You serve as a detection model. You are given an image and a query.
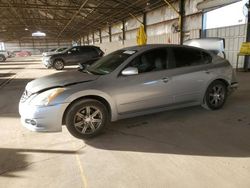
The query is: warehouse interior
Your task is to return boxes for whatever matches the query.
[0,0,250,187]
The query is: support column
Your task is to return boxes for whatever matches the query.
[244,0,250,70]
[179,0,185,44]
[99,29,102,44]
[87,34,89,45]
[109,26,112,42]
[122,20,126,44]
[143,12,147,34]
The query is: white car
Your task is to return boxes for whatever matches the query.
[0,50,8,62]
[42,47,68,57]
[19,39,238,139]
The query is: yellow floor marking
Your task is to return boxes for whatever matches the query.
[73,142,88,188]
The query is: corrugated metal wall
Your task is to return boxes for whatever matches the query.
[4,39,72,55]
[205,24,247,68]
[89,0,203,54]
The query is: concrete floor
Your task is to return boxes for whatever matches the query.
[0,56,250,188]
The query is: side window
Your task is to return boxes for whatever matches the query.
[171,47,209,68]
[202,51,212,64]
[81,47,99,57]
[69,47,80,54]
[129,49,167,74]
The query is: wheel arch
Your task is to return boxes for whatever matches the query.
[208,78,230,90]
[62,95,113,125]
[203,78,230,103]
[0,54,6,62]
[53,58,65,65]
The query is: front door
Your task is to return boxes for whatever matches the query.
[112,48,175,114]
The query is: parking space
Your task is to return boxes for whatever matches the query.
[0,56,250,187]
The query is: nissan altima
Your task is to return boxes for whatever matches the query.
[19,42,238,139]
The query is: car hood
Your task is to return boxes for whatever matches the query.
[44,51,64,57]
[26,71,99,94]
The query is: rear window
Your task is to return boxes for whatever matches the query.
[81,47,103,57]
[169,47,212,68]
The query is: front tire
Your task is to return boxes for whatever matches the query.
[0,55,6,62]
[65,99,109,139]
[203,80,227,110]
[54,59,64,70]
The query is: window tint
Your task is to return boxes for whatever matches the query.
[170,47,211,68]
[69,47,81,54]
[129,49,167,74]
[202,51,212,63]
[81,47,99,57]
[87,50,136,75]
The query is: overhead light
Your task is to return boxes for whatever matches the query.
[32,31,46,37]
[25,28,28,31]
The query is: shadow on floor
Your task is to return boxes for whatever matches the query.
[0,73,16,77]
[86,105,250,157]
[0,148,81,177]
[5,60,41,63]
[0,63,38,66]
[0,68,25,70]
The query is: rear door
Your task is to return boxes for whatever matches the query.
[168,47,214,104]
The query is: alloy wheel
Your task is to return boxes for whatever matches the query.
[54,60,64,70]
[208,84,225,108]
[73,106,103,135]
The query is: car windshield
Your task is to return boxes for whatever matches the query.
[56,48,68,52]
[50,48,57,52]
[86,50,136,75]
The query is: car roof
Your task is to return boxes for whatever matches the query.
[73,45,100,49]
[122,44,209,52]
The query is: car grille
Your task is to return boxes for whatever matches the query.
[20,90,32,103]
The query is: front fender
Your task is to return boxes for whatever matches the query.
[64,89,118,122]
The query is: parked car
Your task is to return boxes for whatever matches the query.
[19,42,238,139]
[42,47,68,57]
[7,51,15,58]
[42,46,104,70]
[15,51,32,57]
[0,50,8,62]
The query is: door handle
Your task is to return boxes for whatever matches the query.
[162,77,170,83]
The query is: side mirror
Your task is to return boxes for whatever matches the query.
[68,51,71,54]
[122,67,138,76]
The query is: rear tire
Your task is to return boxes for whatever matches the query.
[54,59,64,70]
[203,80,227,110]
[65,99,109,139]
[0,55,6,62]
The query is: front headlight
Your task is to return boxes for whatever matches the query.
[43,56,51,61]
[30,88,65,106]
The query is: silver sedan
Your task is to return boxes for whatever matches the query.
[19,42,238,139]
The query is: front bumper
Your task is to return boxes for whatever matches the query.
[42,58,52,68]
[19,102,69,132]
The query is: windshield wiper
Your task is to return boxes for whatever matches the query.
[86,68,106,75]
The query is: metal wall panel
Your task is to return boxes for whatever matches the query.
[4,39,72,55]
[89,0,204,54]
[126,16,143,31]
[205,24,247,68]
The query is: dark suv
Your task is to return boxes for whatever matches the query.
[42,46,104,70]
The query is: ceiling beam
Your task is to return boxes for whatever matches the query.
[57,0,89,38]
[0,3,127,10]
